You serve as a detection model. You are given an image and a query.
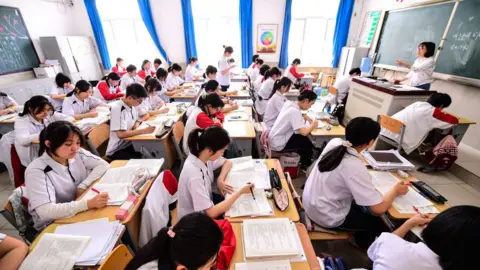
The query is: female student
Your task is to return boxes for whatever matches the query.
[166,63,185,89]
[249,58,264,83]
[155,68,183,103]
[14,96,74,167]
[182,93,225,154]
[62,80,105,120]
[25,121,110,231]
[120,64,144,92]
[394,42,436,90]
[126,212,223,270]
[153,58,162,71]
[368,206,479,270]
[217,46,236,92]
[303,117,409,250]
[187,80,238,118]
[178,126,254,219]
[203,65,217,83]
[112,57,127,76]
[0,232,28,270]
[0,92,17,116]
[269,90,318,167]
[256,67,282,115]
[283,58,305,82]
[185,57,202,81]
[264,77,292,129]
[138,60,156,80]
[246,54,259,76]
[49,73,73,112]
[253,64,270,91]
[138,77,170,117]
[97,72,124,101]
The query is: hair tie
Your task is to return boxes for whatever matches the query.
[342,140,353,148]
[167,228,175,238]
[201,92,207,99]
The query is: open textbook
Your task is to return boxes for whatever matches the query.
[125,159,164,177]
[235,260,291,270]
[228,157,271,189]
[0,113,17,122]
[225,189,273,218]
[99,166,139,184]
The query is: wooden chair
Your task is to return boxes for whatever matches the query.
[98,244,133,270]
[377,114,406,151]
[171,121,187,169]
[86,123,110,157]
[328,86,337,95]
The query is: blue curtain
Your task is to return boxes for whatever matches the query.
[137,0,170,64]
[180,0,198,62]
[332,0,354,68]
[239,0,253,68]
[279,0,292,68]
[84,0,111,69]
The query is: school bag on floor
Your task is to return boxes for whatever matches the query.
[425,135,458,170]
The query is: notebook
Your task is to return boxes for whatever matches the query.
[83,183,129,205]
[99,167,140,184]
[235,260,291,270]
[125,158,164,177]
[225,189,273,218]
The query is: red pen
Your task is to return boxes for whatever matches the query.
[91,188,100,194]
[412,206,427,218]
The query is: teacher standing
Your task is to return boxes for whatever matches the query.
[394,42,436,90]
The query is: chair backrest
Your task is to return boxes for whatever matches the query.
[10,144,26,188]
[1,201,17,229]
[377,114,405,134]
[87,123,110,152]
[98,244,133,270]
[171,121,186,166]
[93,87,107,103]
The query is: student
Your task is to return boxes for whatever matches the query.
[49,73,73,112]
[283,58,305,82]
[153,58,162,71]
[256,67,282,115]
[187,80,238,118]
[0,92,16,116]
[246,54,259,76]
[120,64,144,92]
[394,42,436,90]
[332,67,361,104]
[185,57,202,81]
[178,126,254,219]
[303,117,409,249]
[138,77,170,117]
[217,46,236,92]
[112,57,127,76]
[249,58,264,83]
[126,212,223,270]
[155,68,183,103]
[264,77,292,129]
[368,205,479,270]
[0,233,28,270]
[166,63,185,89]
[138,60,156,80]
[269,90,318,167]
[14,96,74,167]
[202,65,217,83]
[25,121,110,231]
[381,93,458,154]
[62,80,104,120]
[97,72,124,101]
[182,93,225,154]
[106,83,153,160]
[253,64,270,91]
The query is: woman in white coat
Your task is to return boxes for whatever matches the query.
[394,42,436,90]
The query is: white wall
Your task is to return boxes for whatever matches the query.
[253,0,286,64]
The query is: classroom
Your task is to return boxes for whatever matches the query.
[0,0,479,269]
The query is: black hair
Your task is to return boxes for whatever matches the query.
[421,206,479,270]
[125,212,223,270]
[292,58,301,65]
[168,63,182,73]
[188,126,231,157]
[427,93,452,108]
[144,77,161,94]
[297,90,317,101]
[0,92,7,97]
[116,57,123,67]
[204,80,220,93]
[269,77,292,99]
[126,64,137,73]
[256,59,264,66]
[38,121,85,156]
[154,58,162,66]
[19,95,53,117]
[102,72,121,82]
[141,59,151,71]
[203,65,218,79]
[318,117,380,172]
[259,64,271,77]
[197,93,225,116]
[252,54,259,63]
[223,45,233,54]
[55,73,72,88]
[189,57,198,64]
[125,83,148,99]
[419,42,436,58]
[264,67,281,80]
[156,68,168,80]
[66,80,91,97]
[349,67,361,76]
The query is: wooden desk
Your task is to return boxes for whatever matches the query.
[227,160,300,223]
[229,223,321,270]
[310,121,346,146]
[55,160,154,249]
[223,107,256,156]
[445,112,477,145]
[0,115,16,135]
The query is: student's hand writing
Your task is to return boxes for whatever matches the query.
[217,180,234,195]
[141,126,156,134]
[239,183,255,195]
[394,181,409,196]
[405,214,433,227]
[87,193,109,209]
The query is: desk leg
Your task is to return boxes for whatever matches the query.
[232,139,252,157]
[86,138,100,156]
[452,124,470,145]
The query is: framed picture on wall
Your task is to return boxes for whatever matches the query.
[256,24,278,53]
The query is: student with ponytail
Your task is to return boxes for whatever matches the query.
[264,77,292,129]
[187,80,239,118]
[126,212,223,270]
[138,60,156,80]
[303,117,409,250]
[185,57,202,81]
[137,77,170,117]
[62,80,106,120]
[202,65,217,83]
[217,46,236,92]
[154,68,183,103]
[112,57,127,76]
[247,54,259,76]
[249,58,264,83]
[49,73,73,111]
[256,67,282,115]
[166,63,185,89]
[178,127,254,219]
[153,58,162,71]
[97,72,124,101]
[253,64,270,91]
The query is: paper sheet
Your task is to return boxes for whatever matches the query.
[227,171,271,189]
[226,111,250,121]
[75,113,109,127]
[223,122,247,136]
[99,167,139,184]
[226,189,273,218]
[125,159,164,177]
[84,183,129,205]
[19,233,90,270]
[235,260,292,270]
[231,156,254,172]
[0,113,17,122]
[136,121,162,137]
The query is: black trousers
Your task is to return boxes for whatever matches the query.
[282,134,314,166]
[220,85,229,92]
[107,145,142,160]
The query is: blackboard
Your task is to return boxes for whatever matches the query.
[375,3,455,66]
[435,0,480,80]
[0,6,40,75]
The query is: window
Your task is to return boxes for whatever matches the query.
[191,0,241,69]
[288,0,339,67]
[97,0,162,69]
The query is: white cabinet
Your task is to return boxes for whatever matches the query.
[336,47,369,78]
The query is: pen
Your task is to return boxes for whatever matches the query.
[248,182,255,200]
[413,206,427,218]
[91,188,100,194]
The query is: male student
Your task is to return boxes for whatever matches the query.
[331,67,361,104]
[106,83,155,160]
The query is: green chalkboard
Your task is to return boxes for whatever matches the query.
[435,0,480,80]
[375,3,455,66]
[0,6,40,75]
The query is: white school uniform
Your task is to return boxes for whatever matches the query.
[120,73,142,92]
[183,107,202,154]
[177,153,225,219]
[264,91,287,130]
[61,95,103,116]
[106,100,139,157]
[156,80,170,103]
[255,77,276,115]
[269,101,306,151]
[185,65,200,81]
[368,232,441,270]
[49,87,70,111]
[303,138,383,228]
[253,75,264,91]
[137,94,164,116]
[166,73,184,89]
[250,67,260,83]
[0,94,16,110]
[25,149,110,230]
[14,112,74,167]
[217,56,231,86]
[333,75,351,104]
[407,57,435,87]
[283,65,296,82]
[246,63,255,77]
